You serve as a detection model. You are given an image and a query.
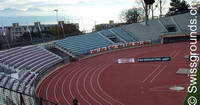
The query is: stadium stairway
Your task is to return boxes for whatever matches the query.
[110,27,137,42]
[98,29,126,43]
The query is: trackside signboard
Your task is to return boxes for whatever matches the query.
[137,57,171,62]
[118,58,135,63]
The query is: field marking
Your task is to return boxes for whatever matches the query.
[45,67,72,105]
[172,51,180,59]
[38,63,77,105]
[49,62,85,105]
[61,62,90,105]
[89,64,113,105]
[169,51,176,57]
[150,65,167,83]
[37,65,67,98]
[76,66,92,105]
[83,64,102,105]
[97,62,125,105]
[36,42,193,105]
[150,87,187,93]
[68,62,96,105]
[142,65,161,83]
[52,63,84,105]
[150,83,189,93]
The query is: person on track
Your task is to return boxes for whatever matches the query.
[72,98,78,105]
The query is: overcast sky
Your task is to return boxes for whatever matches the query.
[0,0,194,31]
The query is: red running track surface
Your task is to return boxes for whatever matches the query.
[37,42,200,105]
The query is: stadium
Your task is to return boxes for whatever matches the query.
[0,0,200,105]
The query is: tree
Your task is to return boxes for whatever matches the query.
[136,0,155,25]
[120,7,144,24]
[192,0,200,12]
[167,0,190,16]
[156,0,167,17]
[49,23,82,39]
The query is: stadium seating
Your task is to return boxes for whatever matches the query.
[110,27,137,42]
[0,45,63,105]
[173,13,200,32]
[159,16,176,27]
[0,45,63,74]
[0,74,36,105]
[99,28,137,42]
[122,19,166,42]
[121,13,200,42]
[0,12,197,105]
[55,32,113,56]
[99,30,116,37]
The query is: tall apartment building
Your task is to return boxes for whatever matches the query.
[0,21,79,41]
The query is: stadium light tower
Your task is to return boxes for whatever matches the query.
[54,9,59,23]
[143,0,155,25]
[144,0,155,5]
[54,9,60,38]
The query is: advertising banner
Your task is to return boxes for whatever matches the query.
[137,57,171,62]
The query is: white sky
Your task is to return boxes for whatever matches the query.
[0,0,194,31]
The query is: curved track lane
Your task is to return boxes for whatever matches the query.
[37,42,199,105]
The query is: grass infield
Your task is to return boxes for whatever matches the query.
[184,64,200,105]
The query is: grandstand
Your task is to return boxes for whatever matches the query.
[0,45,62,73]
[0,45,63,105]
[0,12,199,105]
[54,32,114,56]
[0,74,36,105]
[122,13,200,42]
[110,27,137,42]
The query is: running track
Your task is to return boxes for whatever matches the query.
[37,42,200,105]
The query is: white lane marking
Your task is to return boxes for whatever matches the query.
[62,62,90,105]
[172,51,180,59]
[169,51,176,57]
[90,64,113,105]
[83,65,102,105]
[150,65,167,83]
[75,65,94,105]
[38,64,73,104]
[97,62,125,105]
[40,43,167,105]
[46,64,81,105]
[53,63,84,105]
[142,65,161,83]
[46,68,70,105]
[38,66,65,98]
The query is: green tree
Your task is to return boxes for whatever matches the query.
[49,24,82,39]
[167,0,190,16]
[120,7,144,24]
[192,0,200,13]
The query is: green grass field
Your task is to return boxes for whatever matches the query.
[184,64,200,105]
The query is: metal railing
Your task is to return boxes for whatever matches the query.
[0,85,58,105]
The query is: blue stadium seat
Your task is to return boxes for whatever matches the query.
[110,27,137,42]
[0,46,63,75]
[55,32,113,55]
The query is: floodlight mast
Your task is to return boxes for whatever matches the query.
[54,9,60,39]
[144,0,155,5]
[143,0,155,25]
